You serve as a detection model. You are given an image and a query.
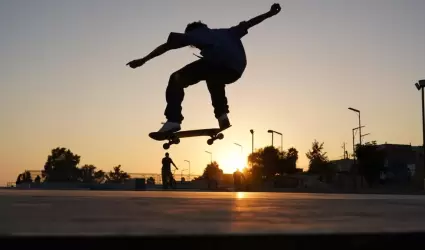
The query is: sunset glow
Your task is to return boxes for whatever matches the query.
[1,1,424,185]
[219,151,246,174]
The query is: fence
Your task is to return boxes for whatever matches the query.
[12,170,201,186]
[128,172,201,185]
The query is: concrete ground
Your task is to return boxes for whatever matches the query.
[1,190,425,235]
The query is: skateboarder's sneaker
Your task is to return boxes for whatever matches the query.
[157,121,181,133]
[218,114,231,130]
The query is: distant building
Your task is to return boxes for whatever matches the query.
[377,143,418,183]
[330,143,421,180]
[329,158,353,173]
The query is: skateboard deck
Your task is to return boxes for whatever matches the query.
[149,126,231,149]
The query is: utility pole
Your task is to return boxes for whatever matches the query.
[342,142,347,159]
[414,80,425,190]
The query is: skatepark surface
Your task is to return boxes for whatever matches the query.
[1,189,425,235]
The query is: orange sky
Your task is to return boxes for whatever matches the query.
[1,0,424,185]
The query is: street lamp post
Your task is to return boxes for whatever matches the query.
[349,107,362,145]
[414,80,425,188]
[268,130,283,151]
[250,129,254,154]
[184,160,191,181]
[352,126,365,160]
[205,151,212,163]
[234,142,243,170]
[234,143,243,154]
[268,130,274,147]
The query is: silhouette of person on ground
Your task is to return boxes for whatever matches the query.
[127,3,282,133]
[233,168,245,190]
[161,152,178,189]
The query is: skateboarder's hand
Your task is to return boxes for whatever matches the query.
[269,3,281,15]
[126,58,147,69]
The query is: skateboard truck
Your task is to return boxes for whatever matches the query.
[163,136,181,150]
[206,133,224,145]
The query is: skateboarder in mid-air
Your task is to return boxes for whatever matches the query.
[127,3,282,133]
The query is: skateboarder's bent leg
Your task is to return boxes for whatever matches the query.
[206,68,241,129]
[206,82,229,127]
[158,59,240,133]
[159,60,209,133]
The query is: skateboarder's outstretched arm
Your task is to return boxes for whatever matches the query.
[126,34,190,69]
[238,3,281,31]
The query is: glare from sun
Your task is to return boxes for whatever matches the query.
[220,152,246,174]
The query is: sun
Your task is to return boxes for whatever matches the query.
[219,151,246,174]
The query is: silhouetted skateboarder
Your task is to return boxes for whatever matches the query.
[161,152,178,189]
[127,3,282,133]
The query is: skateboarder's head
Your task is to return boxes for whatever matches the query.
[165,152,169,157]
[184,21,208,33]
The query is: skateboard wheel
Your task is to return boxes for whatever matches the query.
[163,143,170,150]
[173,138,180,144]
[217,133,224,140]
[207,139,214,145]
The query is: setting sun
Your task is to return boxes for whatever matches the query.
[219,151,247,174]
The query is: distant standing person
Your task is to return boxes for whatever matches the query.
[162,152,178,189]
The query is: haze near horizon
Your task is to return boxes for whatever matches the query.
[1,0,424,185]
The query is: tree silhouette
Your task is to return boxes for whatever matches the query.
[200,161,223,189]
[201,161,223,180]
[105,165,130,184]
[22,171,33,183]
[79,164,96,183]
[279,147,299,174]
[94,170,106,184]
[79,164,105,183]
[355,141,386,187]
[16,171,33,184]
[34,175,41,184]
[248,146,299,178]
[16,174,22,185]
[248,146,280,178]
[306,140,330,174]
[42,147,81,182]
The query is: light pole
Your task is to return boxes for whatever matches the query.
[348,107,362,145]
[184,160,191,181]
[205,151,212,164]
[352,126,365,160]
[414,79,425,185]
[234,142,243,154]
[250,129,254,154]
[267,130,283,151]
[352,126,364,190]
[234,142,243,170]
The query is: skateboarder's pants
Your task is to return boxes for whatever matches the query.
[165,59,241,123]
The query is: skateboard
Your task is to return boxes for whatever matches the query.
[149,126,231,149]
